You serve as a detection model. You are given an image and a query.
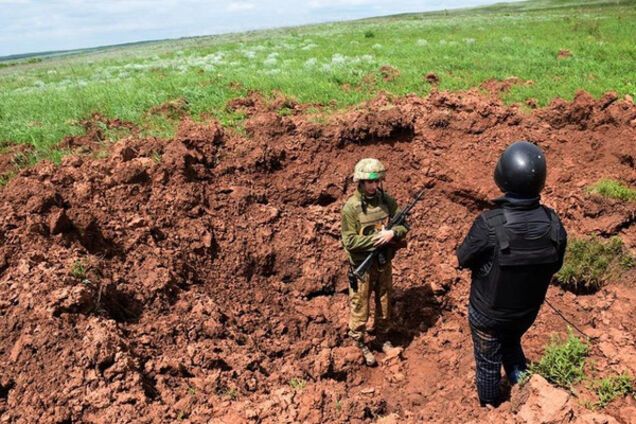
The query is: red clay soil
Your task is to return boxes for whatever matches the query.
[0,89,635,423]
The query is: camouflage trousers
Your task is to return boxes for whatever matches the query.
[348,262,392,342]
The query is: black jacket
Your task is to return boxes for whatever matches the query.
[457,195,567,327]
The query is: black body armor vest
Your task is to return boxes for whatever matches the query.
[470,206,562,322]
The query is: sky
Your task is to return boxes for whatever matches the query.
[0,0,513,57]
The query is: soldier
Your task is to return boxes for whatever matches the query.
[457,141,568,406]
[341,158,409,366]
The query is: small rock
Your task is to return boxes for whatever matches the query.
[377,413,400,424]
[391,372,406,383]
[383,347,404,362]
[513,374,573,424]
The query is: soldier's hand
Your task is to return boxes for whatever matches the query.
[373,227,395,247]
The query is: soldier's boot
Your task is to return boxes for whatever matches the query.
[357,341,377,367]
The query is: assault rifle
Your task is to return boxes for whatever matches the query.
[352,187,427,279]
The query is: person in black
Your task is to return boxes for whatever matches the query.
[456,141,567,407]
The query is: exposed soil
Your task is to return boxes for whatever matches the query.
[379,65,400,82]
[480,76,532,96]
[424,72,440,85]
[0,143,32,181]
[59,113,139,153]
[0,89,635,423]
[148,98,191,120]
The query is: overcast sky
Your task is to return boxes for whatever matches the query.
[0,0,513,57]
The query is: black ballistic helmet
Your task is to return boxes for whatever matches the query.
[494,141,547,197]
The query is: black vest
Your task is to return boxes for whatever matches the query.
[470,206,562,323]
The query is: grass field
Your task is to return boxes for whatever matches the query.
[0,0,635,161]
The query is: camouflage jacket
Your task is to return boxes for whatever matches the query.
[341,188,408,264]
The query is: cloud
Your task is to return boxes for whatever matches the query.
[226,1,255,12]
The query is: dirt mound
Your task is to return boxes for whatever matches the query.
[424,72,440,86]
[0,142,32,181]
[480,76,532,95]
[0,90,635,423]
[148,97,190,120]
[379,65,400,82]
[59,113,139,153]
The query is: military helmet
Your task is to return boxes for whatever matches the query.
[353,158,386,182]
[494,140,547,197]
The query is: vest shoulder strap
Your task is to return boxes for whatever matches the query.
[481,209,509,251]
[542,206,561,244]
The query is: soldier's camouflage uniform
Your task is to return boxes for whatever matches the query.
[341,188,408,342]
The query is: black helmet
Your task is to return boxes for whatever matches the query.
[494,141,546,197]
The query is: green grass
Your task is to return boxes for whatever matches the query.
[530,333,635,408]
[592,373,634,408]
[587,179,636,202]
[70,259,87,280]
[555,236,634,294]
[289,377,307,390]
[529,330,589,388]
[221,387,238,400]
[0,0,635,161]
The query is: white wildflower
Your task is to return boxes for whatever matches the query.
[263,57,278,67]
[304,58,318,67]
[331,53,346,65]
